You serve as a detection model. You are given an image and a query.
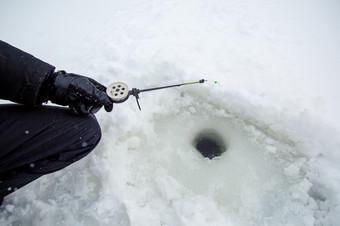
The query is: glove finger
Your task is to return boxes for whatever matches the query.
[88,78,107,92]
[67,73,104,91]
[90,105,102,114]
[69,79,112,105]
[80,87,113,113]
[91,86,114,107]
[69,102,90,115]
[104,104,113,112]
[73,102,102,115]
[68,77,113,114]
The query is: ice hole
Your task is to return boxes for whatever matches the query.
[193,129,227,159]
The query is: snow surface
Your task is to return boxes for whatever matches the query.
[1,0,340,225]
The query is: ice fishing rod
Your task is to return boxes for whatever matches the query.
[106,79,218,110]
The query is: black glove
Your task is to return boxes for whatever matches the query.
[44,70,113,115]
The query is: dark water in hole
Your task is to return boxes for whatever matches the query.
[193,130,227,159]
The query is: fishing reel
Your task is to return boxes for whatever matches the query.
[106,82,142,110]
[106,82,130,103]
[106,79,217,110]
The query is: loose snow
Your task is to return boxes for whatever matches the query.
[1,0,340,225]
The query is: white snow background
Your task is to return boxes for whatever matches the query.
[1,0,340,225]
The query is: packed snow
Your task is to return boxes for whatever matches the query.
[1,0,340,225]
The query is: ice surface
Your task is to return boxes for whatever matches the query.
[1,0,340,225]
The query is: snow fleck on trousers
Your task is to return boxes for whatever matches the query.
[0,104,101,202]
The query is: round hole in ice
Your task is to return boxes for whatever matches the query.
[193,129,227,159]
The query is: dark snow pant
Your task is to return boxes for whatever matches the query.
[0,104,101,203]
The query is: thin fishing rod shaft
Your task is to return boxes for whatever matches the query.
[128,79,217,110]
[139,79,206,93]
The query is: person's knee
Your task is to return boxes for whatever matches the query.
[80,114,102,152]
[61,114,102,162]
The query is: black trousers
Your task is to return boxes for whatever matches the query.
[0,104,101,200]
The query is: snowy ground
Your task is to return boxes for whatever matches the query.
[1,0,340,225]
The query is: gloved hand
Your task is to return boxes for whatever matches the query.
[45,70,113,115]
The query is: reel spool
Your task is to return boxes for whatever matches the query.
[106,82,130,103]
